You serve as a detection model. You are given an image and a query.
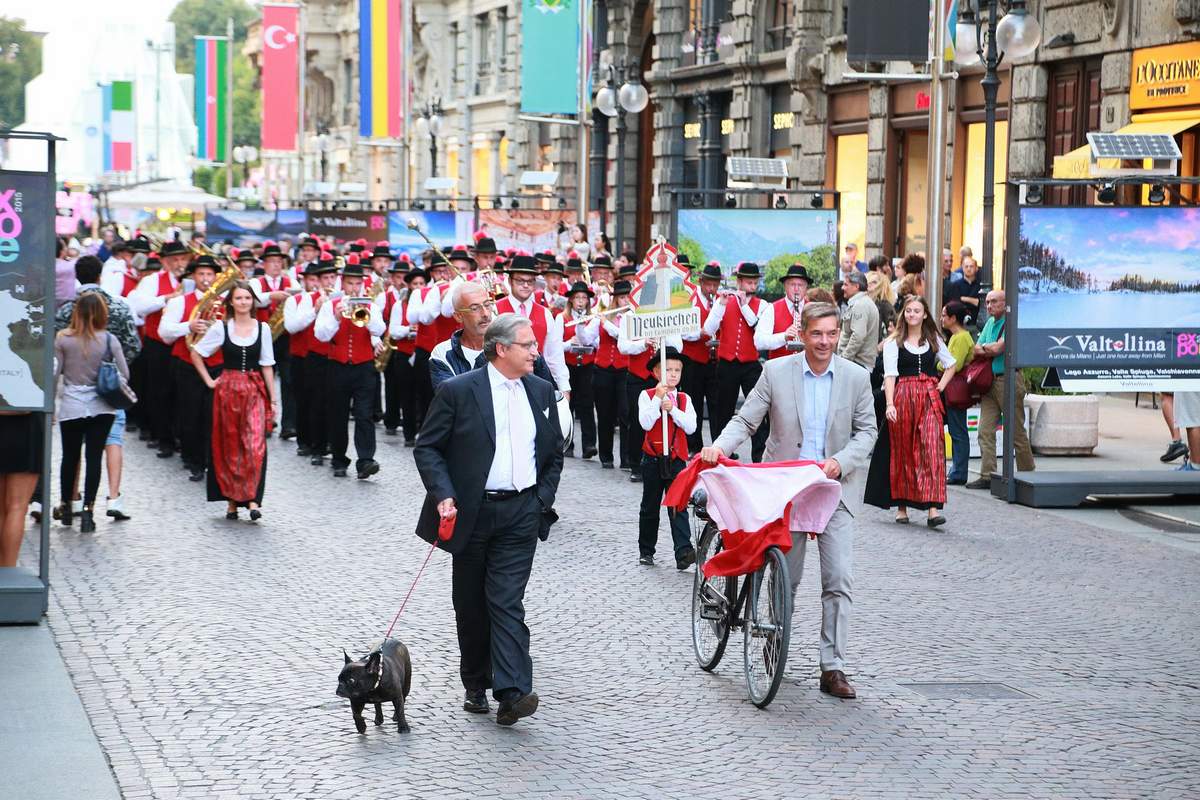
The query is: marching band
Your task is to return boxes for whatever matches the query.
[102,230,805,517]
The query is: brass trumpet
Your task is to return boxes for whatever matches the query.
[341,296,374,327]
[185,266,241,350]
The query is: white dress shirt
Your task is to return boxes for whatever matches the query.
[129,271,178,319]
[563,309,600,348]
[755,297,804,351]
[484,363,538,492]
[193,321,276,365]
[615,325,682,356]
[283,292,317,335]
[157,291,204,344]
[680,294,713,343]
[638,388,698,435]
[702,294,759,337]
[313,294,386,342]
[251,274,288,308]
[508,295,571,393]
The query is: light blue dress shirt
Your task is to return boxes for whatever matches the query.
[799,357,835,461]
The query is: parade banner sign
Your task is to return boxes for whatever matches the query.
[622,241,701,340]
[205,208,307,242]
[463,209,601,255]
[0,170,54,411]
[1014,206,1200,376]
[261,4,300,151]
[195,36,230,163]
[519,0,584,115]
[307,209,389,243]
[103,81,135,173]
[358,0,406,139]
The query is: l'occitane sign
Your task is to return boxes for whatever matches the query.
[1131,42,1200,110]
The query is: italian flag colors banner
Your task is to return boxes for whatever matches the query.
[103,80,135,173]
[194,36,229,163]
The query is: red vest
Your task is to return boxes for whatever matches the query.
[414,286,439,352]
[594,320,627,370]
[326,299,374,365]
[255,274,292,323]
[171,292,224,367]
[716,296,761,363]
[287,295,311,358]
[641,390,690,462]
[141,271,177,344]
[680,298,713,364]
[627,344,654,381]
[305,292,330,357]
[562,315,594,367]
[495,296,550,350]
[120,272,139,298]
[768,297,803,360]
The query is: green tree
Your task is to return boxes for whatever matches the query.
[168,0,255,74]
[0,17,44,130]
[762,244,837,298]
[677,236,708,273]
[232,55,259,148]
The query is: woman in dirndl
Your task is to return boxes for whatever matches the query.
[190,281,276,521]
[883,294,959,528]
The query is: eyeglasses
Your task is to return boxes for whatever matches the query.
[507,339,538,351]
[510,277,536,286]
[456,302,495,315]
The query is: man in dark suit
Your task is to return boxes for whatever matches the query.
[414,313,564,726]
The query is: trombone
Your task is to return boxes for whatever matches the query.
[405,219,462,282]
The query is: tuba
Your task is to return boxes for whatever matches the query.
[185,266,241,350]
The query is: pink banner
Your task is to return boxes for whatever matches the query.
[261,4,300,151]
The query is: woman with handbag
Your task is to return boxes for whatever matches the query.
[190,282,276,521]
[940,301,976,485]
[54,293,128,532]
[882,295,959,528]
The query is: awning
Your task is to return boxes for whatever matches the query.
[1051,113,1200,179]
[103,180,227,212]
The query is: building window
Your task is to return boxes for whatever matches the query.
[834,133,868,256]
[767,0,793,51]
[342,59,354,126]
[1046,61,1101,205]
[475,13,492,94]
[497,7,509,73]
[769,84,793,157]
[900,130,928,257]
[449,23,459,96]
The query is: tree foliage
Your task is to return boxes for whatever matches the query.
[168,0,255,74]
[1017,237,1089,291]
[0,17,44,130]
[763,244,836,299]
[677,236,708,274]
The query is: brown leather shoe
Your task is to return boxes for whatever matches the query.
[820,670,857,699]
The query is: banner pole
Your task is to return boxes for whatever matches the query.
[225,20,234,198]
[576,0,588,226]
[297,3,307,204]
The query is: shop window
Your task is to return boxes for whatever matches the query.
[900,130,928,257]
[472,142,492,203]
[770,84,793,157]
[962,120,1007,276]
[834,133,868,256]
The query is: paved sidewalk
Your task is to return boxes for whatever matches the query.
[13,420,1200,799]
[0,623,121,800]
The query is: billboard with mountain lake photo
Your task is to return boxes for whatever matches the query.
[675,208,839,296]
[1015,206,1200,370]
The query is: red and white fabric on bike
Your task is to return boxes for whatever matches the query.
[665,456,842,579]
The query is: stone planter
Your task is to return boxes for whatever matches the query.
[1026,394,1100,456]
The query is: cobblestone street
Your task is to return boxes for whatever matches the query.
[22,428,1200,799]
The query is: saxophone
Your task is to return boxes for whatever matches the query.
[185,266,241,350]
[372,282,402,372]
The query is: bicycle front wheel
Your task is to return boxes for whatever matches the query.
[743,545,792,708]
[691,521,735,672]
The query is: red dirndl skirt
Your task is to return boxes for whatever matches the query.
[209,370,270,505]
[887,374,946,509]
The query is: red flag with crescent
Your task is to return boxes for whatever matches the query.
[261,3,300,151]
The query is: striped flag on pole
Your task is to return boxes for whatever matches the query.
[194,36,230,163]
[103,80,135,173]
[358,0,406,139]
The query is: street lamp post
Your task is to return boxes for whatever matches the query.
[957,0,1041,293]
[595,60,649,254]
[415,98,444,208]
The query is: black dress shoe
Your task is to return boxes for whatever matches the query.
[249,509,262,522]
[404,439,416,448]
[156,448,175,459]
[927,515,947,528]
[965,478,991,490]
[675,548,697,571]
[638,554,655,566]
[629,472,642,483]
[188,468,204,482]
[947,478,967,486]
[225,510,239,520]
[356,460,380,480]
[310,455,325,466]
[496,692,538,726]
[332,468,348,478]
[78,509,96,533]
[297,445,312,457]
[463,690,489,714]
[601,461,614,470]
[279,428,297,441]
[385,427,399,436]
[581,448,598,459]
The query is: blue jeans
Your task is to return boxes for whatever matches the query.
[946,406,969,482]
[105,409,126,447]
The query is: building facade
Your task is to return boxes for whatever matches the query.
[249,0,1200,273]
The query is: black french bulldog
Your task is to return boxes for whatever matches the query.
[336,638,412,734]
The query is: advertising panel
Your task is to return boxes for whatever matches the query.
[461,209,602,256]
[307,209,390,243]
[205,208,306,242]
[386,210,461,259]
[675,208,840,290]
[1014,206,1200,374]
[0,170,55,411]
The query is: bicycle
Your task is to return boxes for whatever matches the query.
[689,489,792,709]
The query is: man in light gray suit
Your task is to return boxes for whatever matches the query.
[701,302,877,699]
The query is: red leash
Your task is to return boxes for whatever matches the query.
[383,537,440,639]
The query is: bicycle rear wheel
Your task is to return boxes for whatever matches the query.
[691,521,735,672]
[743,545,792,708]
